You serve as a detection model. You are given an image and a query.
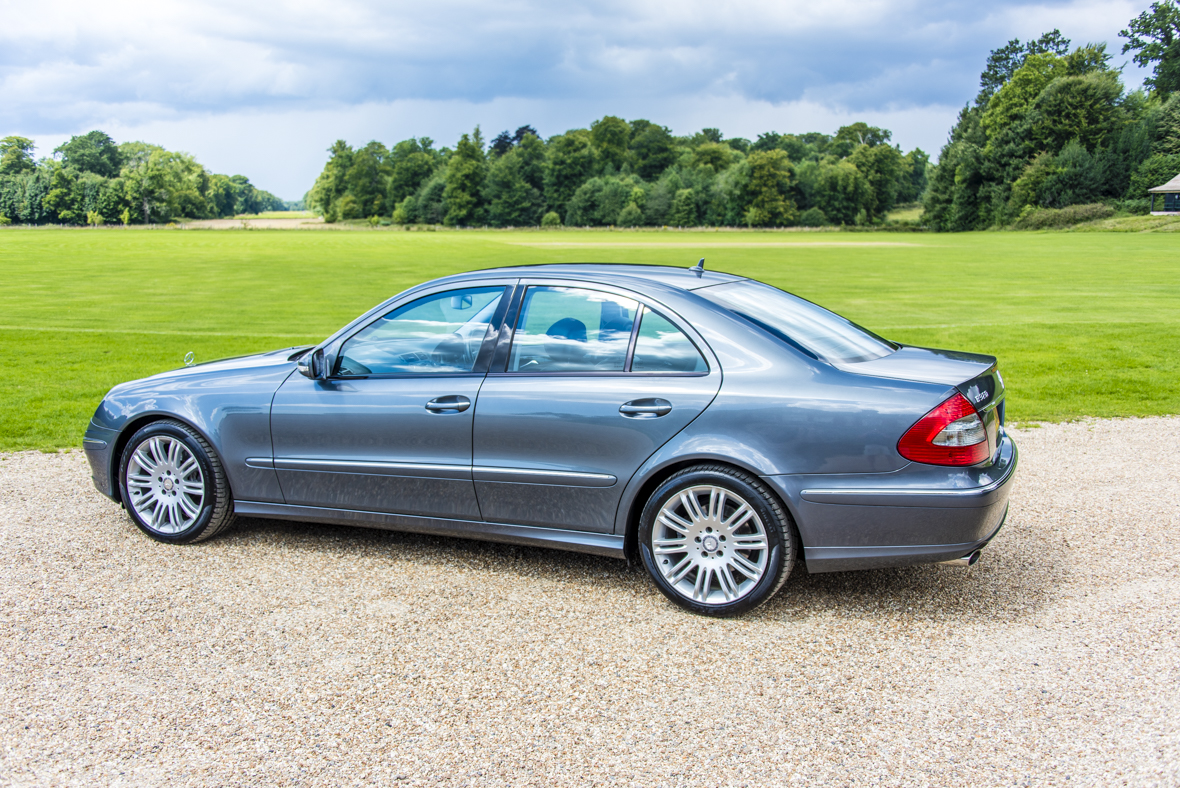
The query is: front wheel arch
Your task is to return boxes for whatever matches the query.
[110,413,229,506]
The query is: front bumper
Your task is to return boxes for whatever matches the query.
[765,433,1018,573]
[83,421,120,502]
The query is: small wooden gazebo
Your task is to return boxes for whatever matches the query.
[1148,173,1180,214]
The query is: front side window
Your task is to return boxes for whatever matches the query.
[697,281,896,364]
[508,287,638,372]
[631,308,708,373]
[336,286,505,376]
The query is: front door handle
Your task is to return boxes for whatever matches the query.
[425,395,471,413]
[619,398,672,418]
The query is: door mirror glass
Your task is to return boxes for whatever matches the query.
[336,286,505,376]
[630,308,708,373]
[508,287,638,373]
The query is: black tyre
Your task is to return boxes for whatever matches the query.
[118,419,236,544]
[638,464,798,617]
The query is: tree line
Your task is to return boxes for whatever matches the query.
[0,131,291,226]
[307,120,931,228]
[924,2,1180,229]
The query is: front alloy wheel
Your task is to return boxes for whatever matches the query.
[639,465,797,616]
[119,420,235,544]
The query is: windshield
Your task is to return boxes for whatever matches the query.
[697,281,897,363]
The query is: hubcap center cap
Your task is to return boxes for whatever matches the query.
[701,535,720,552]
[162,477,174,491]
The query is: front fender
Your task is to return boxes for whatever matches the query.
[87,360,296,505]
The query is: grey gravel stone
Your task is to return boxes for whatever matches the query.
[1,417,1178,786]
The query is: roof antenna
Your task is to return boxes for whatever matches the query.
[690,258,705,277]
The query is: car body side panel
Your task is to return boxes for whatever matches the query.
[85,350,295,504]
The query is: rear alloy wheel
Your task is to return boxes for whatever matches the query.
[639,465,797,616]
[119,420,235,544]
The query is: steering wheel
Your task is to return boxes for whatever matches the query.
[393,350,434,367]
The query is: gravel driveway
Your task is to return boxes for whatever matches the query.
[2,419,1178,786]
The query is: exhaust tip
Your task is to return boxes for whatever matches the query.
[940,549,982,568]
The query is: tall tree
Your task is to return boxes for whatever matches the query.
[54,131,122,178]
[742,150,798,227]
[590,115,630,170]
[0,136,36,175]
[443,127,487,226]
[544,131,596,216]
[1121,0,1180,97]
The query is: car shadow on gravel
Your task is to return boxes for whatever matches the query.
[223,516,1063,624]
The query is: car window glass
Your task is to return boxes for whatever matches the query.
[630,308,708,373]
[697,281,896,364]
[508,287,638,373]
[336,286,505,376]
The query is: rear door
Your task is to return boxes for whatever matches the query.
[471,282,721,533]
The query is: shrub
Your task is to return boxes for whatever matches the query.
[1012,203,1115,230]
[797,207,828,227]
[0,215,10,226]
[541,211,562,228]
[616,203,643,227]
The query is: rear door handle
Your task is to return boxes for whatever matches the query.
[620,398,672,418]
[425,395,471,413]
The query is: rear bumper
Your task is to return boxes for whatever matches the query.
[764,433,1018,574]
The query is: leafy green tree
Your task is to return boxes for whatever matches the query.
[815,159,875,226]
[1153,93,1180,153]
[977,30,1071,104]
[742,150,797,227]
[544,131,595,216]
[347,141,391,216]
[798,207,828,227]
[1028,71,1124,152]
[388,152,436,204]
[307,140,354,221]
[668,188,699,226]
[692,143,735,172]
[835,123,892,148]
[54,131,122,177]
[484,146,545,226]
[629,122,677,180]
[443,128,487,226]
[41,164,80,223]
[1121,0,1180,97]
[848,143,904,219]
[0,137,36,175]
[1127,152,1180,197]
[617,203,642,226]
[591,116,630,171]
[896,148,931,203]
[541,211,562,228]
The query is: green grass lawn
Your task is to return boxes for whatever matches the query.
[1,227,1177,450]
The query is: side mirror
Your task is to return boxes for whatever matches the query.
[297,348,326,380]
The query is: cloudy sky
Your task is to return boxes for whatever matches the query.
[2,0,1150,199]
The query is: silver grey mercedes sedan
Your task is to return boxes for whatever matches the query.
[83,263,1017,616]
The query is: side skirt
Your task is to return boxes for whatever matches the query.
[233,500,627,559]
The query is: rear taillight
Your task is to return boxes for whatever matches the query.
[897,393,989,466]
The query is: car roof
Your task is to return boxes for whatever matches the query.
[435,263,747,291]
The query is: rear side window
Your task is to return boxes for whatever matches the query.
[697,281,896,363]
[631,308,708,373]
[508,287,638,372]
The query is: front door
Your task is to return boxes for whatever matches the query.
[472,285,721,533]
[271,285,508,519]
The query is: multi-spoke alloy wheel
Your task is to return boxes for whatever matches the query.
[119,420,235,544]
[126,435,205,534]
[639,465,797,616]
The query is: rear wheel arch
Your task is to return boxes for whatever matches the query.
[622,456,800,563]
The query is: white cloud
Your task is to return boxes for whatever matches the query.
[1,0,1156,197]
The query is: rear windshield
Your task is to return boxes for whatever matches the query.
[697,281,897,364]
